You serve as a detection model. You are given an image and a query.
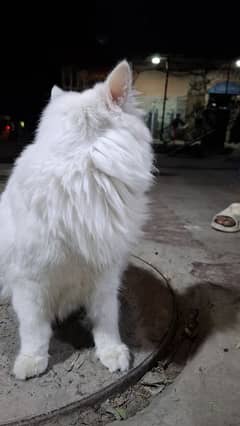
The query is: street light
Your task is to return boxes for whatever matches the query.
[235,59,240,68]
[148,54,169,141]
[151,55,161,65]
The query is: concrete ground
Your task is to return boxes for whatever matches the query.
[1,158,240,425]
[111,163,240,426]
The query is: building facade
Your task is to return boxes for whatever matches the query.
[61,59,240,141]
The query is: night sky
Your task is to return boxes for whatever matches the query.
[0,2,239,128]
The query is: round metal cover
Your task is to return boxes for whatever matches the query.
[0,256,176,425]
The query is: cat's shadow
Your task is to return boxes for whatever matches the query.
[48,263,175,367]
[47,262,240,371]
[49,310,94,367]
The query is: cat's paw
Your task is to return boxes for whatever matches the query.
[13,354,48,380]
[97,343,130,373]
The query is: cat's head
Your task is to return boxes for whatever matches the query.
[38,61,144,144]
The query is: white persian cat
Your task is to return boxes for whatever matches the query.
[0,61,153,380]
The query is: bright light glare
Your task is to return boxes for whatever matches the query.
[151,56,161,65]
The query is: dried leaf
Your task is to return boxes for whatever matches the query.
[113,407,127,420]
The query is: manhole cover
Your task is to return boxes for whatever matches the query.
[0,256,176,425]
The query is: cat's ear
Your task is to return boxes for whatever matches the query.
[105,60,132,106]
[51,85,64,100]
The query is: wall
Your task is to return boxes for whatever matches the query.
[134,71,189,139]
[134,70,189,97]
[61,66,240,141]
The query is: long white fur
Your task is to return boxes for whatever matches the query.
[0,61,153,379]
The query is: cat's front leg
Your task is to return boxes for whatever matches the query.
[12,282,52,380]
[89,268,130,373]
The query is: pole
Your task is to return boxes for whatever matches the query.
[225,63,231,94]
[224,62,232,147]
[160,57,169,140]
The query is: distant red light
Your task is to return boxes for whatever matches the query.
[5,125,11,132]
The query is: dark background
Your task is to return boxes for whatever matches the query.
[0,2,239,128]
